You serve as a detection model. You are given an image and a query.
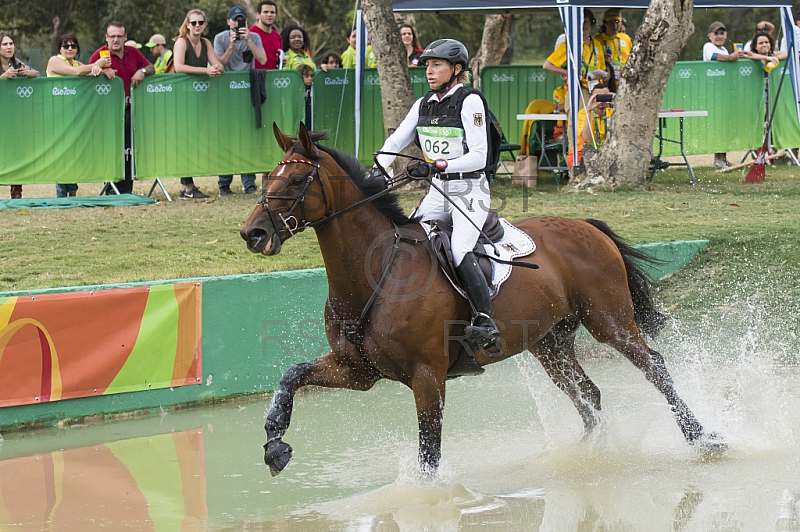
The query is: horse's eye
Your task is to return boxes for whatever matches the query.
[290,176,306,187]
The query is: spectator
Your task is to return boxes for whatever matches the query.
[145,34,172,74]
[567,84,614,165]
[281,25,315,70]
[341,27,357,69]
[544,8,607,111]
[250,1,282,69]
[0,32,38,199]
[366,37,377,68]
[91,23,154,194]
[596,9,631,85]
[173,8,224,199]
[214,6,266,196]
[620,17,628,35]
[297,63,313,127]
[743,20,776,52]
[319,51,341,72]
[743,30,787,62]
[399,24,424,66]
[47,34,111,198]
[125,40,142,49]
[702,21,739,168]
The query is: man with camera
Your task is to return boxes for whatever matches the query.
[214,6,267,195]
[567,84,614,166]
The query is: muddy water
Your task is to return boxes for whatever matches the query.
[1,311,800,531]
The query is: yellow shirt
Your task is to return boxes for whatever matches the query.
[595,32,632,79]
[546,38,606,88]
[46,54,82,77]
[568,107,613,163]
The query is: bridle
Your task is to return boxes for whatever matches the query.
[256,148,412,238]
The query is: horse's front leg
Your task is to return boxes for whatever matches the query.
[411,367,446,474]
[265,351,380,476]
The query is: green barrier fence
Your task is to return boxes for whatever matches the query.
[0,76,125,185]
[769,65,800,149]
[132,71,305,179]
[312,67,431,164]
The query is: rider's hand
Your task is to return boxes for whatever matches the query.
[408,162,433,179]
[366,167,385,182]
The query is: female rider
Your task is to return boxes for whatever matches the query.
[374,39,500,357]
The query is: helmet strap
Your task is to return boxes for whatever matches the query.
[434,64,460,95]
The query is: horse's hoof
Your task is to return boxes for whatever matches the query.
[264,440,293,476]
[694,432,728,459]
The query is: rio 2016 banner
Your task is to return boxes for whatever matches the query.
[0,77,124,185]
[132,71,305,179]
[0,283,201,408]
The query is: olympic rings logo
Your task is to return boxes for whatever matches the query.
[95,84,112,95]
[366,74,380,86]
[678,69,692,79]
[273,77,291,88]
[739,66,753,77]
[192,81,210,92]
[16,87,33,98]
[528,72,547,83]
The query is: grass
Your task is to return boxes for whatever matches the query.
[1,164,800,319]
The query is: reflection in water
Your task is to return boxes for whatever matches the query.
[1,305,800,531]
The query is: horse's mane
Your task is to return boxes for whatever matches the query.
[298,132,409,225]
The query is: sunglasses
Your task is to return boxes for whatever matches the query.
[189,20,206,26]
[62,43,78,49]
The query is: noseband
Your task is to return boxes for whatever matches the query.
[257,157,333,237]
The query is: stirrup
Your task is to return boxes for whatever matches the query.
[464,315,501,358]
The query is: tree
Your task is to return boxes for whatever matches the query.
[577,0,695,188]
[469,14,512,90]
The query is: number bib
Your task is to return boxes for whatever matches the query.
[416,126,465,162]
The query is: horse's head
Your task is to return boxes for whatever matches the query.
[241,123,334,255]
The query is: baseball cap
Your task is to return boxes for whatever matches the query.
[145,34,166,47]
[709,21,726,33]
[227,6,247,19]
[604,8,622,22]
[125,40,142,48]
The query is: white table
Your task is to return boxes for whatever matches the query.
[516,113,568,173]
[651,110,708,184]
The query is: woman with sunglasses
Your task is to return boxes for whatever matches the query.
[46,34,112,197]
[172,9,224,199]
[1,32,38,199]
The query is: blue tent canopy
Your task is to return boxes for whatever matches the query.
[384,0,799,167]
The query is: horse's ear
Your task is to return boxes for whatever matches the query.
[297,122,315,154]
[273,122,293,153]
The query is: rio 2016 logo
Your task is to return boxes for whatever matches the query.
[95,84,112,95]
[16,87,33,98]
[192,81,210,92]
[273,78,291,88]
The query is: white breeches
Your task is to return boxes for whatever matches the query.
[413,176,491,266]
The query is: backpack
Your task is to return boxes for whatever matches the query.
[418,87,501,175]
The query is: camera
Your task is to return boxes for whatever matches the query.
[234,17,246,40]
[596,94,613,103]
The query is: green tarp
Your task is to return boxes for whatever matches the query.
[132,71,305,179]
[0,77,125,185]
[0,195,155,210]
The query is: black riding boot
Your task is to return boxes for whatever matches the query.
[456,252,501,357]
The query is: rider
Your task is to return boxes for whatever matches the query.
[374,38,500,357]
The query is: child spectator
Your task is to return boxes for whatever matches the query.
[319,51,342,71]
[297,64,314,128]
[341,27,357,68]
[703,21,740,168]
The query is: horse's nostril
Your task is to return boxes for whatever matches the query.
[247,228,268,244]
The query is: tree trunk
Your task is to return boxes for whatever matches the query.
[361,0,416,138]
[576,0,695,189]
[469,14,513,90]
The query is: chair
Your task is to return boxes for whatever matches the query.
[520,99,566,184]
[487,110,520,179]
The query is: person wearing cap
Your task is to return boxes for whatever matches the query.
[373,39,500,371]
[145,33,172,74]
[595,9,631,84]
[703,21,739,168]
[125,39,142,49]
[214,6,265,195]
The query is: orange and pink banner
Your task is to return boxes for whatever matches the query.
[0,283,202,408]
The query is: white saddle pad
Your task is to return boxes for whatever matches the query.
[423,218,536,300]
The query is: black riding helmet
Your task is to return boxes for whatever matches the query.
[419,38,469,68]
[419,39,468,93]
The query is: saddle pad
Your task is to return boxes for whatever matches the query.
[424,218,536,300]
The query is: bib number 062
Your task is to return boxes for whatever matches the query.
[424,139,450,155]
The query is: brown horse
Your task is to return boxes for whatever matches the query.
[242,123,725,476]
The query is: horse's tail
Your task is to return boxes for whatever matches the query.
[584,219,667,338]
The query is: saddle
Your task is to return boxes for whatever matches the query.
[427,210,505,289]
